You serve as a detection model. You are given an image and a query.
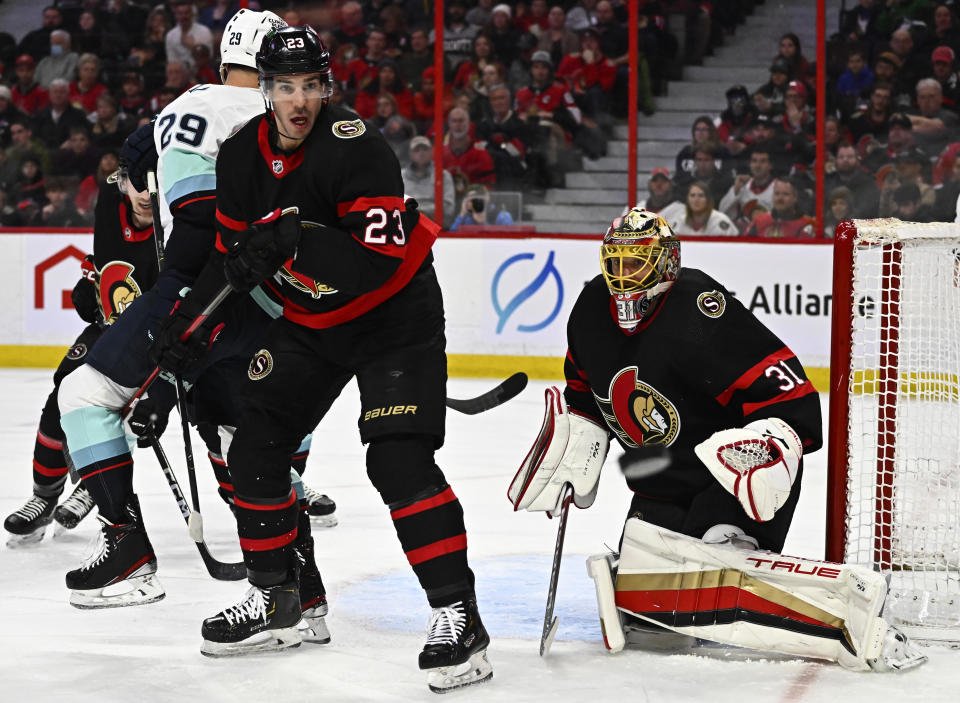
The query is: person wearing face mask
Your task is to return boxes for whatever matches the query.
[717,84,757,158]
[34,30,79,88]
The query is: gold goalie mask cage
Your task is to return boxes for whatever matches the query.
[600,208,679,331]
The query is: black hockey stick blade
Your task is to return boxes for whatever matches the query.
[446,372,528,415]
[540,483,574,657]
[148,436,245,581]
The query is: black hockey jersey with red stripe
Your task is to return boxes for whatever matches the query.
[563,268,822,501]
[92,182,157,324]
[213,105,439,329]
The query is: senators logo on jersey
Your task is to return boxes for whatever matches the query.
[97,261,142,324]
[277,264,338,298]
[593,366,680,448]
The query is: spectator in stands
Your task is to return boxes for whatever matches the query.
[659,180,737,236]
[895,149,936,206]
[878,1,934,37]
[754,58,790,117]
[518,0,551,36]
[69,54,108,116]
[52,126,98,180]
[74,11,104,57]
[32,79,87,152]
[6,117,50,175]
[538,5,580,67]
[908,78,960,155]
[335,2,368,51]
[893,182,935,221]
[403,135,455,225]
[11,55,49,116]
[836,47,874,119]
[18,6,63,62]
[0,87,24,149]
[556,27,616,129]
[9,156,47,209]
[594,0,652,115]
[444,106,497,185]
[840,0,882,44]
[719,146,776,230]
[379,5,411,58]
[41,176,87,226]
[75,151,118,217]
[637,167,677,212]
[131,6,171,93]
[101,1,149,56]
[450,182,514,230]
[782,80,814,138]
[398,28,438,93]
[35,30,78,88]
[166,1,213,68]
[717,84,756,159]
[470,63,509,123]
[921,4,960,54]
[476,83,530,188]
[675,146,733,205]
[864,111,923,170]
[775,32,810,86]
[368,93,400,131]
[744,178,816,238]
[411,67,454,133]
[382,114,416,168]
[824,116,851,164]
[889,28,928,96]
[438,0,480,77]
[826,141,881,217]
[118,72,148,118]
[467,0,496,28]
[354,59,414,120]
[91,94,133,154]
[823,186,854,238]
[675,116,732,180]
[506,32,539,93]
[192,44,220,85]
[345,28,388,100]
[565,0,599,32]
[198,0,239,34]
[931,45,960,109]
[872,51,913,112]
[163,60,196,99]
[454,34,497,94]
[487,4,525,71]
[849,81,894,142]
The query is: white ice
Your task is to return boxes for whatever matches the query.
[0,371,955,702]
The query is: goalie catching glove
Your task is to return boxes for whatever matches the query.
[508,386,610,514]
[694,417,802,522]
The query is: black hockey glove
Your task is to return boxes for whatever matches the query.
[223,207,301,292]
[127,391,171,448]
[71,277,99,323]
[149,295,217,376]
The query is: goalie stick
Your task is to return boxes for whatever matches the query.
[540,483,574,656]
[147,434,245,580]
[446,372,528,414]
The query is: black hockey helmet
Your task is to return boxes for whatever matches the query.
[256,25,333,83]
[108,121,157,193]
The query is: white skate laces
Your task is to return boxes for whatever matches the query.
[223,586,268,626]
[60,486,95,517]
[425,601,466,646]
[79,517,112,571]
[303,486,326,505]
[12,495,51,522]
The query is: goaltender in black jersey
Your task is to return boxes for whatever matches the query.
[509,208,926,672]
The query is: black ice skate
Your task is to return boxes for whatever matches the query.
[295,537,331,644]
[54,483,96,530]
[200,579,303,657]
[65,496,164,609]
[419,598,492,693]
[303,484,337,527]
[4,493,57,547]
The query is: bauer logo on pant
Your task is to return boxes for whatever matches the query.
[248,350,274,380]
[363,404,418,421]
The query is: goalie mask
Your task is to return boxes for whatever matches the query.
[256,25,334,109]
[600,208,680,331]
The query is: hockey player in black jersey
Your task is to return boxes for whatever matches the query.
[150,26,491,691]
[508,208,926,672]
[4,124,163,548]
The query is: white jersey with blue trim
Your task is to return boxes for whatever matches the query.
[154,83,265,235]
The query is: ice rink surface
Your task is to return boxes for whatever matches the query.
[0,370,956,702]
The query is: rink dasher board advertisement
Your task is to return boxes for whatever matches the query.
[0,231,833,384]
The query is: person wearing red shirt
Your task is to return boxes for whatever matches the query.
[354,59,414,120]
[744,178,815,238]
[443,106,496,185]
[344,28,387,95]
[411,67,455,133]
[11,55,49,116]
[69,53,108,116]
[516,0,550,34]
[556,28,616,123]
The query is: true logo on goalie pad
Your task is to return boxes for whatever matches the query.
[248,349,274,380]
[697,290,726,318]
[332,119,366,139]
[593,367,680,448]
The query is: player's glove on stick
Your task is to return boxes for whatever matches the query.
[71,255,99,323]
[149,291,219,376]
[223,207,300,292]
[508,386,610,515]
[694,417,802,522]
[126,388,172,448]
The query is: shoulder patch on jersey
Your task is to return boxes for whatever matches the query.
[697,290,726,318]
[332,119,366,139]
[248,349,274,380]
[67,343,88,361]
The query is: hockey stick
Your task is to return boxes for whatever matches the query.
[540,483,574,657]
[146,170,165,268]
[445,372,528,415]
[174,376,205,543]
[147,433,245,580]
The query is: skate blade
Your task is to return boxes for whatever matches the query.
[5,525,49,549]
[298,612,331,644]
[309,514,338,528]
[201,627,303,657]
[70,573,166,609]
[427,650,493,694]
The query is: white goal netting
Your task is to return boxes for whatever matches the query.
[841,219,960,642]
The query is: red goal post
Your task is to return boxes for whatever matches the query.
[827,218,960,644]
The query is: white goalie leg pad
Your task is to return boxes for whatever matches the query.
[614,518,923,671]
[694,417,801,522]
[587,552,626,652]
[508,386,609,513]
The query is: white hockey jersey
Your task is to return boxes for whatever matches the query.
[153,84,265,234]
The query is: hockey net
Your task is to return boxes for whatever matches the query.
[827,219,960,644]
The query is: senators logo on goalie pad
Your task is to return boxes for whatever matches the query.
[594,367,680,448]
